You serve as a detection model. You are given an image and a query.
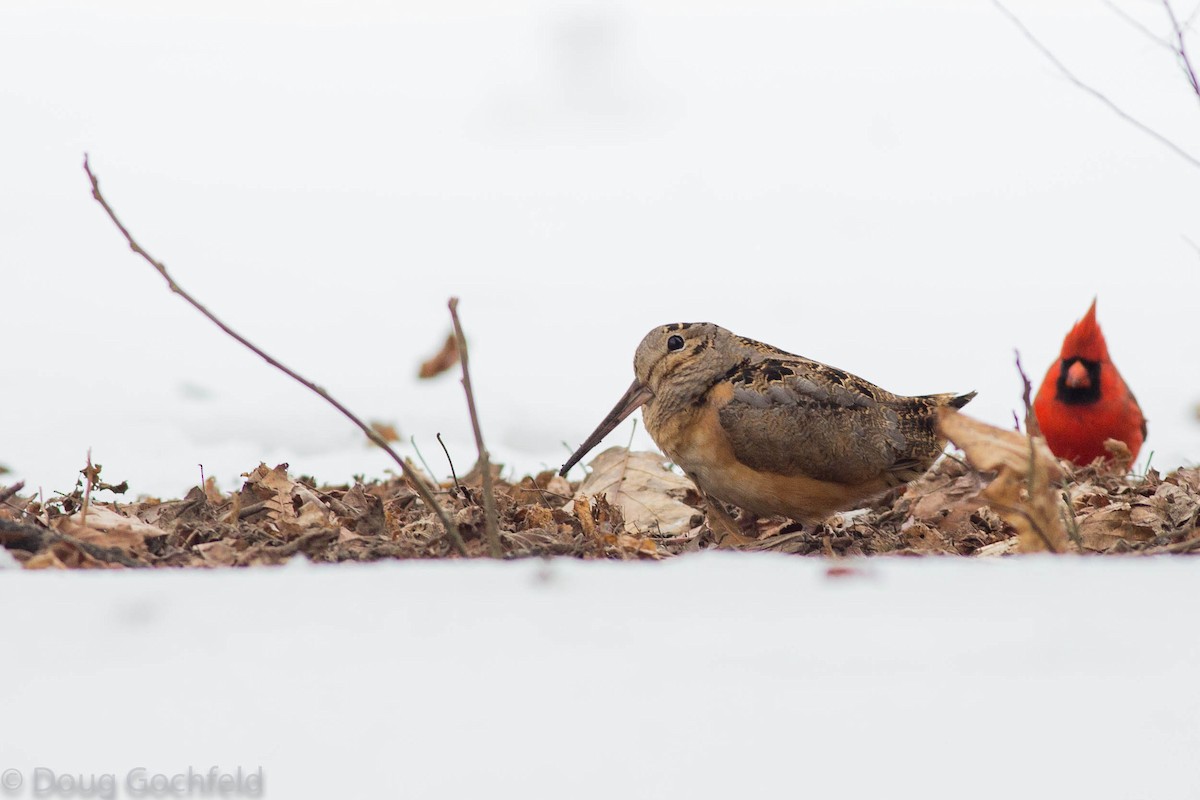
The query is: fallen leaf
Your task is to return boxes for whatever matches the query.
[203,476,223,504]
[54,506,164,558]
[1103,438,1134,472]
[195,540,238,566]
[519,505,555,530]
[240,463,340,537]
[974,538,1019,557]
[24,549,69,570]
[566,448,699,536]
[573,496,596,538]
[66,506,166,538]
[1076,504,1155,551]
[937,408,1069,553]
[602,532,661,559]
[907,469,989,537]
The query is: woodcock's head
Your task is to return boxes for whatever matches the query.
[560,322,737,475]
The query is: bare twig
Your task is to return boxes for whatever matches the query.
[1163,0,1200,101]
[1185,0,1200,31]
[1014,350,1042,439]
[1061,488,1084,551]
[408,436,438,488]
[81,448,94,530]
[436,432,471,503]
[1015,352,1085,552]
[447,298,502,558]
[83,155,466,556]
[1102,0,1176,53]
[522,478,560,507]
[992,0,1200,170]
[1014,351,1070,552]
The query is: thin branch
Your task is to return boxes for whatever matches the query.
[448,298,502,558]
[81,447,94,530]
[992,0,1200,170]
[1061,488,1085,552]
[521,473,568,506]
[436,432,471,503]
[1163,0,1200,101]
[83,155,466,556]
[1102,0,1176,54]
[1014,349,1042,439]
[1186,0,1200,30]
[408,436,437,486]
[1014,351,1074,552]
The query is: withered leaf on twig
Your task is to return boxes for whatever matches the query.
[79,462,129,495]
[417,333,460,379]
[937,408,1069,553]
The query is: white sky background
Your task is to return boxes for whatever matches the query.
[2,0,1199,498]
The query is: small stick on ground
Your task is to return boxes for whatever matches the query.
[83,155,466,556]
[448,298,502,558]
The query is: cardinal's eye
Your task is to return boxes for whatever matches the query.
[667,335,684,351]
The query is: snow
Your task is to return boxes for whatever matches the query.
[1,0,1198,499]
[1,555,1198,798]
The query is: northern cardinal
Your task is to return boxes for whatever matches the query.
[1033,299,1146,465]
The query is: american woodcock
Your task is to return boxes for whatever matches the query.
[561,322,975,524]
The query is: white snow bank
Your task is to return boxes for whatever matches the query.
[1,555,1197,798]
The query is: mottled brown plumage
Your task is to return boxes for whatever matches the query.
[561,322,974,523]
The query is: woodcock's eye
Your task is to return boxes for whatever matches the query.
[667,335,684,352]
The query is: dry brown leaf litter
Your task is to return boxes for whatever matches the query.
[2,415,1198,569]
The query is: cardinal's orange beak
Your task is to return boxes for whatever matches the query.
[559,380,654,476]
[1065,360,1091,389]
